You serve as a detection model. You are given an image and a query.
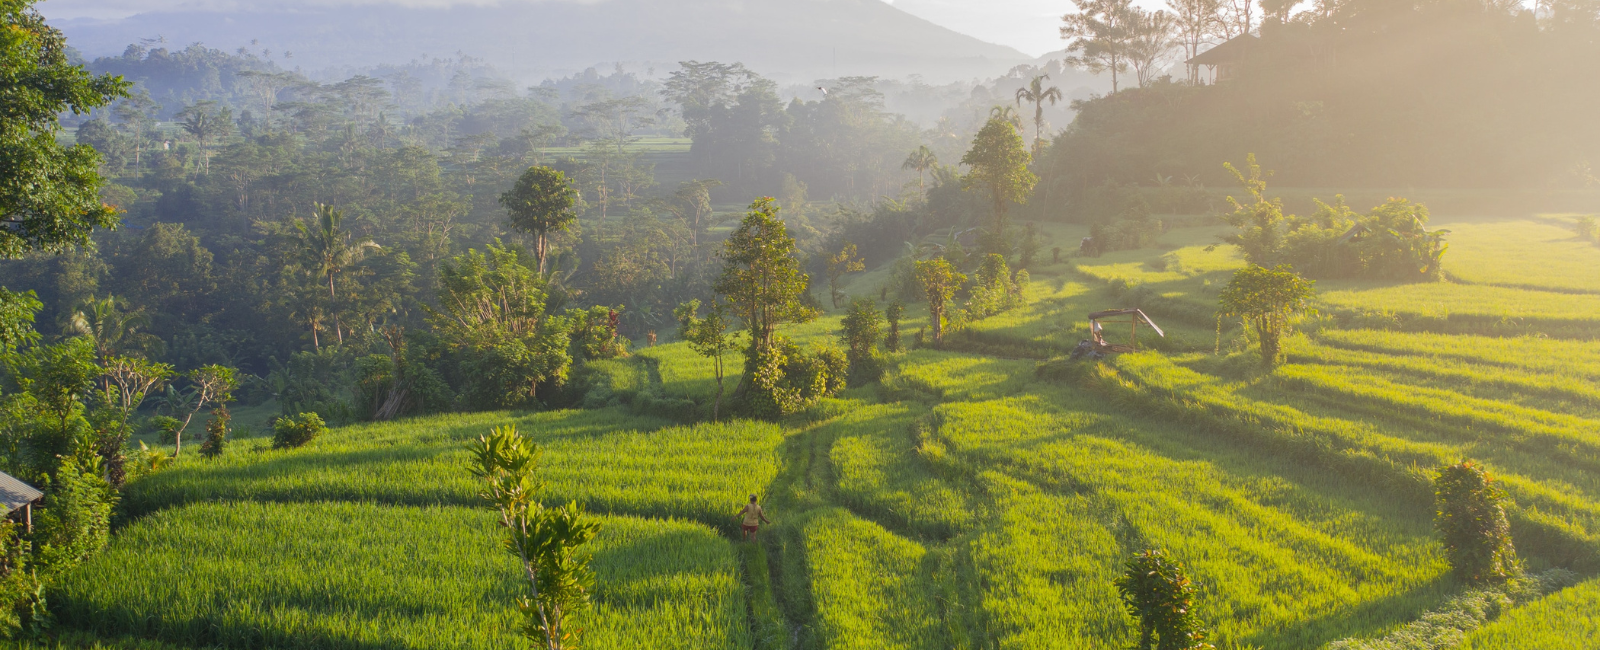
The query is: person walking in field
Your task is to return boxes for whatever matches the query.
[738,494,770,540]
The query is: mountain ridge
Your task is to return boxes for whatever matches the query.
[55,0,1036,82]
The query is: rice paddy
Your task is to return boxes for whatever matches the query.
[53,209,1600,648]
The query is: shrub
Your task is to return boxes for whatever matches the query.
[840,298,884,385]
[1114,549,1212,650]
[739,338,847,419]
[272,413,326,450]
[1435,461,1519,583]
[198,407,229,459]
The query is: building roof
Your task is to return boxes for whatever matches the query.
[1187,34,1259,66]
[0,471,43,511]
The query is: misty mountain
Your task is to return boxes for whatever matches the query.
[55,0,1036,83]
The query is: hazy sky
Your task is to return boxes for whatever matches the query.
[40,0,1542,59]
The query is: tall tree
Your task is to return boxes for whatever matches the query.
[1126,9,1178,88]
[178,101,233,175]
[671,178,722,249]
[502,166,579,274]
[961,116,1038,253]
[293,203,379,346]
[0,0,129,264]
[1014,75,1064,156]
[825,242,865,308]
[915,257,965,343]
[1062,0,1137,93]
[901,145,939,190]
[1167,0,1223,83]
[674,299,740,421]
[713,198,815,393]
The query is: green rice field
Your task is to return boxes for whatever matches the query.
[51,206,1600,648]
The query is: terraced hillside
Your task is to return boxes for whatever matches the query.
[44,214,1600,648]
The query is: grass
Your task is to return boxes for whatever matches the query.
[125,408,783,531]
[56,502,750,649]
[1441,219,1600,294]
[1459,577,1600,649]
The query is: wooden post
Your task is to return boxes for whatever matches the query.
[24,503,30,535]
[1131,319,1138,350]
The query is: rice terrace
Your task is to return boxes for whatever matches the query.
[3,0,1600,648]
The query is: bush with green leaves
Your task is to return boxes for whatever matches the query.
[1114,549,1212,650]
[272,413,326,450]
[740,338,847,419]
[1435,461,1519,583]
[1218,264,1315,367]
[884,302,904,353]
[567,305,629,361]
[198,406,229,459]
[839,298,884,385]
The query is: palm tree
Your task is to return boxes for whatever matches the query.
[901,146,939,190]
[1015,75,1064,156]
[989,105,1024,130]
[67,294,149,359]
[180,101,233,175]
[294,203,380,345]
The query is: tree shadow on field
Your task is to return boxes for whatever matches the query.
[1238,572,1459,648]
[588,528,732,608]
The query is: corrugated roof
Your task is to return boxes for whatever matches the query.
[0,472,43,511]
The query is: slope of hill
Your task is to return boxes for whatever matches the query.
[45,209,1600,648]
[52,0,1034,82]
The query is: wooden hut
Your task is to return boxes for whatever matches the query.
[0,471,43,534]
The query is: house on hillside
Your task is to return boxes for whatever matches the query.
[1187,34,1258,84]
[0,471,43,534]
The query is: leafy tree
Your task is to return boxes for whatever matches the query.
[1115,549,1212,650]
[1062,0,1137,93]
[962,116,1037,254]
[884,301,905,353]
[1014,75,1063,156]
[1019,223,1042,269]
[501,166,579,273]
[915,258,966,343]
[714,198,815,391]
[469,425,598,650]
[901,145,938,190]
[674,299,740,421]
[1,1,129,336]
[839,297,884,385]
[198,405,229,459]
[1218,264,1314,367]
[0,0,129,261]
[671,178,723,249]
[1435,461,1520,583]
[1220,154,1291,267]
[1168,0,1223,83]
[291,204,380,347]
[178,101,233,175]
[968,253,1022,318]
[1125,8,1178,89]
[432,242,572,407]
[170,365,238,456]
[97,354,171,486]
[825,242,865,308]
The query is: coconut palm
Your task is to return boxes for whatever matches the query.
[67,294,150,359]
[901,146,939,190]
[1015,75,1064,156]
[294,203,380,345]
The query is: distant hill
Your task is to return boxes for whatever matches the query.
[54,0,1035,83]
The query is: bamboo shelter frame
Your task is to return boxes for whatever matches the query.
[1087,309,1166,352]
